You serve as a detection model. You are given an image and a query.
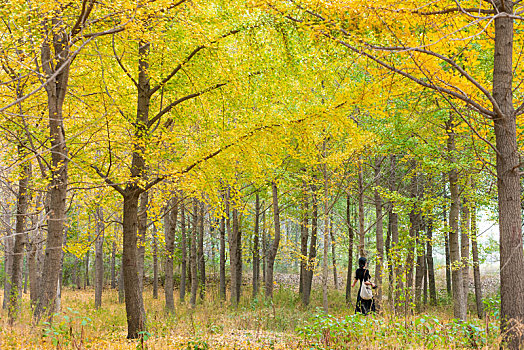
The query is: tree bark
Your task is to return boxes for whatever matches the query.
[471,204,484,319]
[165,196,177,311]
[94,207,105,310]
[374,156,384,309]
[219,201,226,300]
[152,224,158,299]
[299,185,309,296]
[321,157,330,313]
[357,160,365,257]
[302,182,318,306]
[137,191,148,293]
[461,184,471,306]
[228,188,242,305]
[180,198,187,302]
[492,3,524,346]
[111,240,117,289]
[266,182,282,298]
[252,193,260,297]
[406,168,418,309]
[33,18,70,322]
[8,145,31,323]
[118,261,125,304]
[122,189,147,338]
[330,218,338,290]
[426,218,437,306]
[2,213,14,310]
[443,195,452,297]
[189,199,199,307]
[446,116,466,321]
[198,202,205,299]
[389,155,401,311]
[345,194,354,305]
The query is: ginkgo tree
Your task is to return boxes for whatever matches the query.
[266,0,524,347]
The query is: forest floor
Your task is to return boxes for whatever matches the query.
[0,271,502,349]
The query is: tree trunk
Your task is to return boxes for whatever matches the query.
[447,116,466,321]
[137,191,148,293]
[180,198,187,302]
[330,219,338,290]
[198,202,205,299]
[389,155,401,311]
[94,207,105,310]
[461,185,471,306]
[152,224,158,299]
[165,196,177,311]
[321,156,330,313]
[345,194,354,305]
[406,168,418,309]
[33,22,70,322]
[230,206,242,304]
[8,147,30,323]
[426,218,437,305]
[219,204,226,300]
[190,199,199,307]
[302,182,318,306]
[492,3,524,346]
[111,240,117,289]
[358,160,365,257]
[3,230,12,310]
[252,193,260,297]
[118,261,125,304]
[262,209,267,286]
[122,189,147,338]
[85,238,90,288]
[471,204,484,319]
[266,182,282,298]
[299,185,309,296]
[374,157,384,309]
[443,196,452,297]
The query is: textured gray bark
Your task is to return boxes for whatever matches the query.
[165,196,177,311]
[266,182,282,298]
[471,205,484,319]
[219,194,226,300]
[329,219,338,290]
[374,157,384,308]
[137,191,148,293]
[345,194,354,305]
[33,18,71,321]
[492,4,524,346]
[189,199,199,307]
[460,188,471,305]
[447,116,466,321]
[357,161,365,257]
[230,206,242,304]
[3,218,13,310]
[198,202,205,299]
[252,193,260,297]
[94,207,105,310]
[180,200,187,302]
[299,185,309,296]
[111,240,116,289]
[302,183,317,306]
[152,224,158,299]
[7,112,32,323]
[426,219,437,306]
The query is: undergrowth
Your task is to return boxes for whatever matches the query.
[0,285,501,349]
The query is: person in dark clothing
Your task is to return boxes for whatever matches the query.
[352,257,377,315]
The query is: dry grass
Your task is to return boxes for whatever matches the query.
[0,284,502,349]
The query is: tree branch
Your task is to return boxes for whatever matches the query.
[149,28,243,96]
[148,82,226,128]
[91,165,125,195]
